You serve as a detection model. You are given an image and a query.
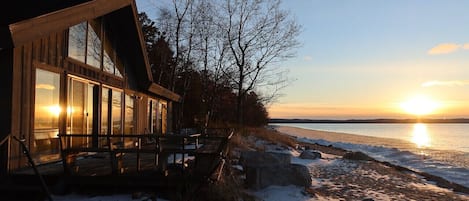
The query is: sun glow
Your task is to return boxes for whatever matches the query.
[411,123,431,148]
[400,95,440,116]
[47,105,61,117]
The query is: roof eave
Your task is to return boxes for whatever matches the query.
[8,0,132,48]
[148,83,181,102]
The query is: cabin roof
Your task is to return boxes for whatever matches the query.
[1,0,180,102]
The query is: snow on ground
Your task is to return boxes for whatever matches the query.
[250,185,341,201]
[51,193,169,201]
[250,185,314,201]
[251,134,469,201]
[274,125,469,189]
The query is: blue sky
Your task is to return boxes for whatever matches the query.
[137,0,469,119]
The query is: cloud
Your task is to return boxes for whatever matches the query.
[303,56,313,61]
[464,43,469,50]
[428,43,461,55]
[421,80,469,87]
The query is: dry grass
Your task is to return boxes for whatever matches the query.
[192,126,299,201]
[245,127,298,148]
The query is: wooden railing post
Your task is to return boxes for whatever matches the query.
[0,134,11,176]
[137,137,141,171]
[12,136,53,201]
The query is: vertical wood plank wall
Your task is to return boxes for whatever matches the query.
[9,31,66,170]
[8,29,168,170]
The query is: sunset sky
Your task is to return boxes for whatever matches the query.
[137,0,469,119]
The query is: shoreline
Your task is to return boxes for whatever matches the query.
[269,125,469,195]
[269,118,469,124]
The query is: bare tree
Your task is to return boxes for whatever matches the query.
[149,0,300,128]
[156,0,199,130]
[191,0,235,128]
[221,0,301,126]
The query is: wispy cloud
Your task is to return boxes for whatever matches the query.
[463,43,469,50]
[303,55,313,61]
[428,43,461,55]
[421,80,469,87]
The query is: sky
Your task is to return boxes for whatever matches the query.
[136,0,469,119]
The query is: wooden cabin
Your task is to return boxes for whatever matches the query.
[0,0,182,175]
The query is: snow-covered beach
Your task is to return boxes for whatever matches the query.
[274,125,469,189]
[251,125,469,201]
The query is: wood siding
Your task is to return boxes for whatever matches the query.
[10,30,67,170]
[6,0,179,171]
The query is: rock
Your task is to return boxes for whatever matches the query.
[343,151,374,161]
[362,198,374,201]
[244,163,311,189]
[299,150,321,160]
[240,151,291,168]
[240,151,311,189]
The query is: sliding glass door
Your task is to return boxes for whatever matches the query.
[67,77,98,148]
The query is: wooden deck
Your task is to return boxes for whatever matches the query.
[2,130,233,201]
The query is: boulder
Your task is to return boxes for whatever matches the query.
[240,151,291,168]
[240,151,311,189]
[299,151,321,160]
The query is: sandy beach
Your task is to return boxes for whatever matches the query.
[273,126,415,149]
[238,126,469,201]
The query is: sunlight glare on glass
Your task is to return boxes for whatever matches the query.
[411,123,431,148]
[47,105,61,117]
[400,95,439,116]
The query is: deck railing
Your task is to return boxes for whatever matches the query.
[0,134,11,177]
[57,129,233,176]
[0,134,10,147]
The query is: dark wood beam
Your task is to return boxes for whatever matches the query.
[148,83,182,102]
[9,0,132,47]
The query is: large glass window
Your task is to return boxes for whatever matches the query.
[101,88,109,135]
[68,22,86,63]
[111,90,122,135]
[147,99,158,134]
[33,69,61,162]
[86,21,102,69]
[124,95,134,134]
[159,101,167,134]
[66,78,97,148]
[68,19,124,77]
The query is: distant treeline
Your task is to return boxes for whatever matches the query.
[269,118,469,124]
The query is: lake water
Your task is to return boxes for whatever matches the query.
[270,123,469,188]
[272,123,469,152]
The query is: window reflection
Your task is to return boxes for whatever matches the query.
[86,20,102,68]
[112,90,122,135]
[160,101,167,134]
[67,78,96,148]
[34,69,60,162]
[124,95,134,134]
[69,19,124,77]
[147,99,158,134]
[68,22,86,62]
[101,88,109,135]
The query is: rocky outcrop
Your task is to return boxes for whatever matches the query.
[240,151,311,190]
[299,150,321,160]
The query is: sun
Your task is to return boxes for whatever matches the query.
[400,95,440,116]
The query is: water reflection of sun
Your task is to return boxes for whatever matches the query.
[411,123,431,148]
